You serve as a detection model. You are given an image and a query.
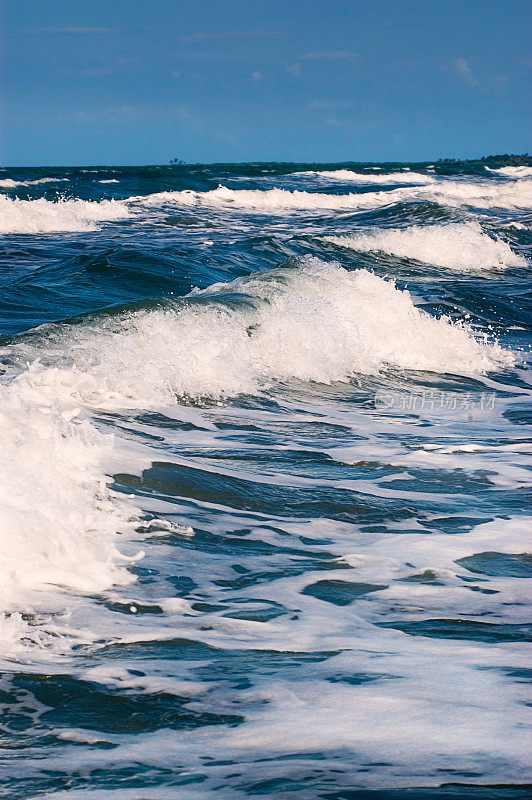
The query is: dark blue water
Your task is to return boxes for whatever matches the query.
[0,161,531,799]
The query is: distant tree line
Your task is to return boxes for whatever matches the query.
[438,153,531,167]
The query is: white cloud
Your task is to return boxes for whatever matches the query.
[176,105,205,129]
[251,71,263,82]
[287,51,357,78]
[452,58,477,86]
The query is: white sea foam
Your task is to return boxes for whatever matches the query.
[0,177,69,188]
[133,185,392,212]
[486,165,532,178]
[133,179,532,213]
[5,258,512,411]
[296,169,436,184]
[325,222,527,271]
[0,372,140,654]
[0,195,130,234]
[0,257,515,654]
[417,179,532,209]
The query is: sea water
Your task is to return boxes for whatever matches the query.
[0,160,531,799]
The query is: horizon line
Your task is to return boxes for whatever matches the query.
[2,152,530,169]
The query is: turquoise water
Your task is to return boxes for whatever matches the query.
[0,160,531,798]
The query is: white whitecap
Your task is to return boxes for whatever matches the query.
[295,169,436,185]
[486,165,532,178]
[5,257,512,410]
[0,257,514,654]
[0,371,140,654]
[0,195,130,234]
[130,179,532,213]
[324,222,527,271]
[0,177,69,188]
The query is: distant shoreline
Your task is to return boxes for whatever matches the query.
[2,154,531,170]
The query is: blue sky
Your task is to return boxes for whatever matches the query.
[1,0,530,165]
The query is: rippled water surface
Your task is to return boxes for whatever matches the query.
[0,161,531,799]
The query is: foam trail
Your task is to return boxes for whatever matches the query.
[0,195,130,234]
[325,222,527,271]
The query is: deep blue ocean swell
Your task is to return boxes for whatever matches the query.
[0,161,531,799]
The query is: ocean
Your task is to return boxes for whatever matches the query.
[0,160,531,799]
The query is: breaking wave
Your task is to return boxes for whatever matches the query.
[416,179,532,209]
[133,179,532,213]
[486,165,532,178]
[0,195,130,234]
[295,169,436,184]
[6,257,513,407]
[0,256,516,652]
[0,177,69,189]
[325,222,527,271]
[0,372,140,654]
[133,185,389,212]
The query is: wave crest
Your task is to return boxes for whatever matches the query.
[486,166,532,178]
[132,179,532,213]
[0,256,514,653]
[0,195,130,234]
[6,258,513,409]
[325,222,527,271]
[0,177,69,189]
[295,169,436,184]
